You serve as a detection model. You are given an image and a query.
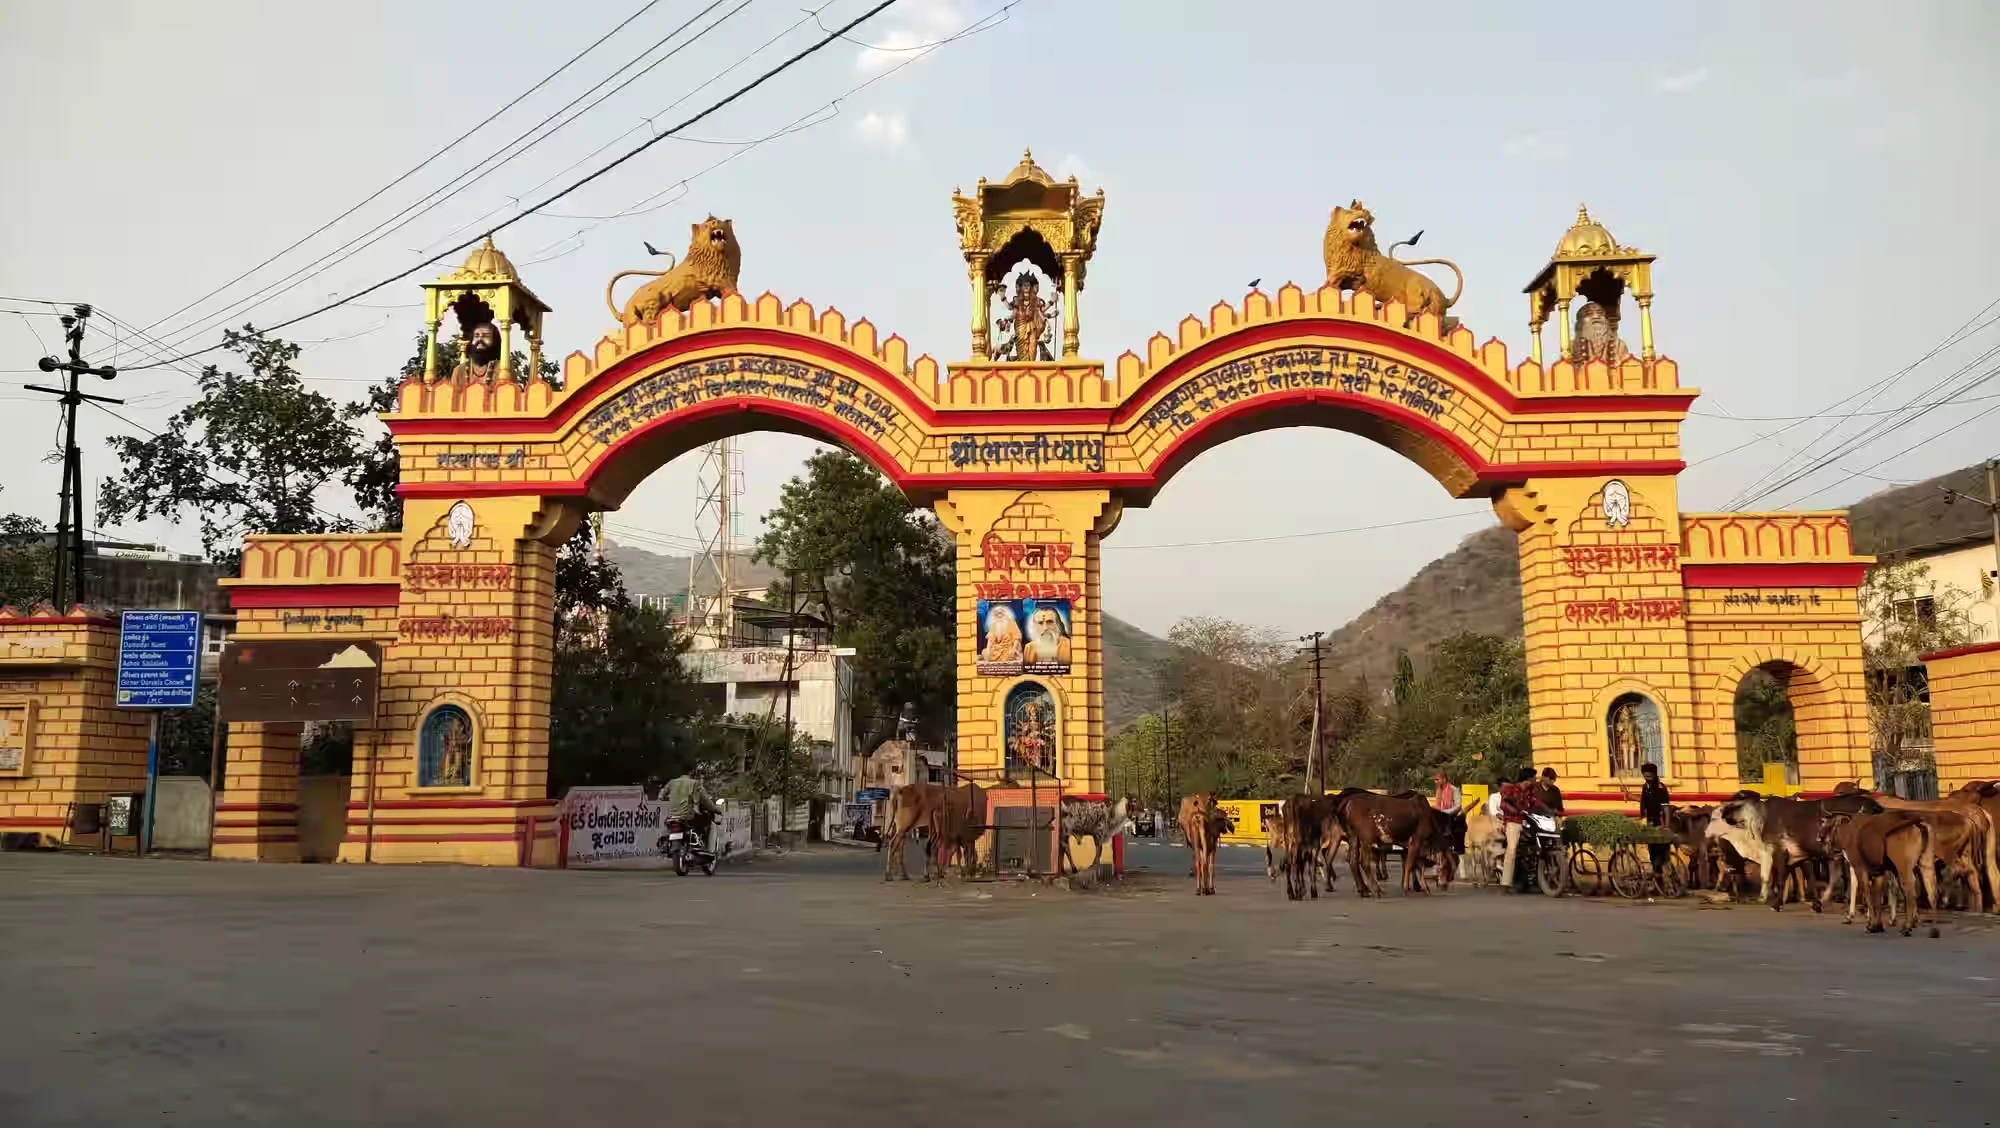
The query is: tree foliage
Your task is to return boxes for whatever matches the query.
[695,712,825,808]
[1860,559,1979,776]
[548,524,710,796]
[1733,667,1796,781]
[1337,633,1531,790]
[99,328,363,570]
[1154,617,1306,797]
[0,512,53,608]
[753,450,955,749]
[1107,623,1530,803]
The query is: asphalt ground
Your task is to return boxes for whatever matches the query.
[2,845,1996,1126]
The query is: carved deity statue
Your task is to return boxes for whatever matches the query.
[1610,699,1644,777]
[1568,300,1634,367]
[994,271,1057,362]
[450,320,504,388]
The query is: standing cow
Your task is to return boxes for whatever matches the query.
[1178,793,1235,896]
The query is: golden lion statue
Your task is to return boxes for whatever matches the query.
[605,216,742,326]
[1323,201,1462,319]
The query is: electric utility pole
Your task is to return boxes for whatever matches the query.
[26,305,121,610]
[1941,458,2000,610]
[1298,631,1327,795]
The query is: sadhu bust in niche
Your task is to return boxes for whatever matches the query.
[1568,300,1634,367]
[450,319,505,389]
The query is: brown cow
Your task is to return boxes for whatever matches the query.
[1178,793,1234,896]
[933,782,989,880]
[1336,790,1440,896]
[1874,795,1986,912]
[1274,795,1346,901]
[880,783,949,881]
[1818,811,1936,935]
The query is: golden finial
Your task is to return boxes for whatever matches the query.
[1575,203,1592,226]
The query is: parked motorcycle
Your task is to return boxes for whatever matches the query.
[1521,810,1567,896]
[659,817,718,876]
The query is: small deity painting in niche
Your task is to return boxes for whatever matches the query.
[1601,479,1632,529]
[1005,681,1058,778]
[1606,692,1663,779]
[993,269,1057,362]
[420,704,475,788]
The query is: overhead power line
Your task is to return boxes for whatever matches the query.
[122,0,670,347]
[117,0,907,373]
[138,0,756,357]
[1720,299,2000,508]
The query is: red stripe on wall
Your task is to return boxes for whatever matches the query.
[227,584,402,609]
[1920,640,2000,663]
[343,798,556,810]
[339,831,523,844]
[1679,562,1870,588]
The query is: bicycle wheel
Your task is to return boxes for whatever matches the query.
[1608,847,1645,899]
[1659,855,1686,899]
[1569,847,1604,897]
[1536,848,1566,897]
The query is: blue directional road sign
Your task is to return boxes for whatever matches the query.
[117,610,203,709]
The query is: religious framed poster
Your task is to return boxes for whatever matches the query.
[976,598,1072,676]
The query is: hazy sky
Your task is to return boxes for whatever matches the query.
[4,1,1997,637]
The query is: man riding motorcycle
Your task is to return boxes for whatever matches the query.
[665,772,721,846]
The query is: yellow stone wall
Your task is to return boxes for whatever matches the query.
[935,489,1112,794]
[1925,642,2000,790]
[0,612,150,840]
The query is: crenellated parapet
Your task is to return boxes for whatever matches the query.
[1679,511,1860,564]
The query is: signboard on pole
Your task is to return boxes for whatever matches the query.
[218,639,382,722]
[116,610,203,709]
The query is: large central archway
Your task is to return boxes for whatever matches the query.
[208,158,1876,864]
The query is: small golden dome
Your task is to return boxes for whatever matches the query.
[1553,203,1624,259]
[1001,147,1054,186]
[457,236,519,280]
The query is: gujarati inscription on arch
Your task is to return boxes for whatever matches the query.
[581,355,907,449]
[1138,346,1461,433]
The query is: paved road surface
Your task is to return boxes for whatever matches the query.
[2,848,1995,1126]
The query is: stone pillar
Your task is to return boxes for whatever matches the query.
[339,495,570,865]
[969,253,991,359]
[1496,475,1696,798]
[934,489,1112,795]
[213,720,302,862]
[1060,254,1080,358]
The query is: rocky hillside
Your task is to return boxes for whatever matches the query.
[1315,522,1524,688]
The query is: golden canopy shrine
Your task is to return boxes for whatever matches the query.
[179,152,1903,863]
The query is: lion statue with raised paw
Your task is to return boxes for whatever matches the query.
[1323,201,1462,320]
[605,215,742,326]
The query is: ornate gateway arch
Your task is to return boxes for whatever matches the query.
[214,153,1871,863]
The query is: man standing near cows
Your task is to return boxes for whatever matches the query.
[1498,768,1537,893]
[1638,762,1672,875]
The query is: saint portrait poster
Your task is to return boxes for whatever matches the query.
[977,598,1072,677]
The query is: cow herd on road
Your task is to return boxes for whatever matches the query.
[877,776,2000,940]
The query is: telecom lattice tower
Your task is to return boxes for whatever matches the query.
[687,437,744,646]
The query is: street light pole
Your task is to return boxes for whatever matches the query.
[26,305,121,610]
